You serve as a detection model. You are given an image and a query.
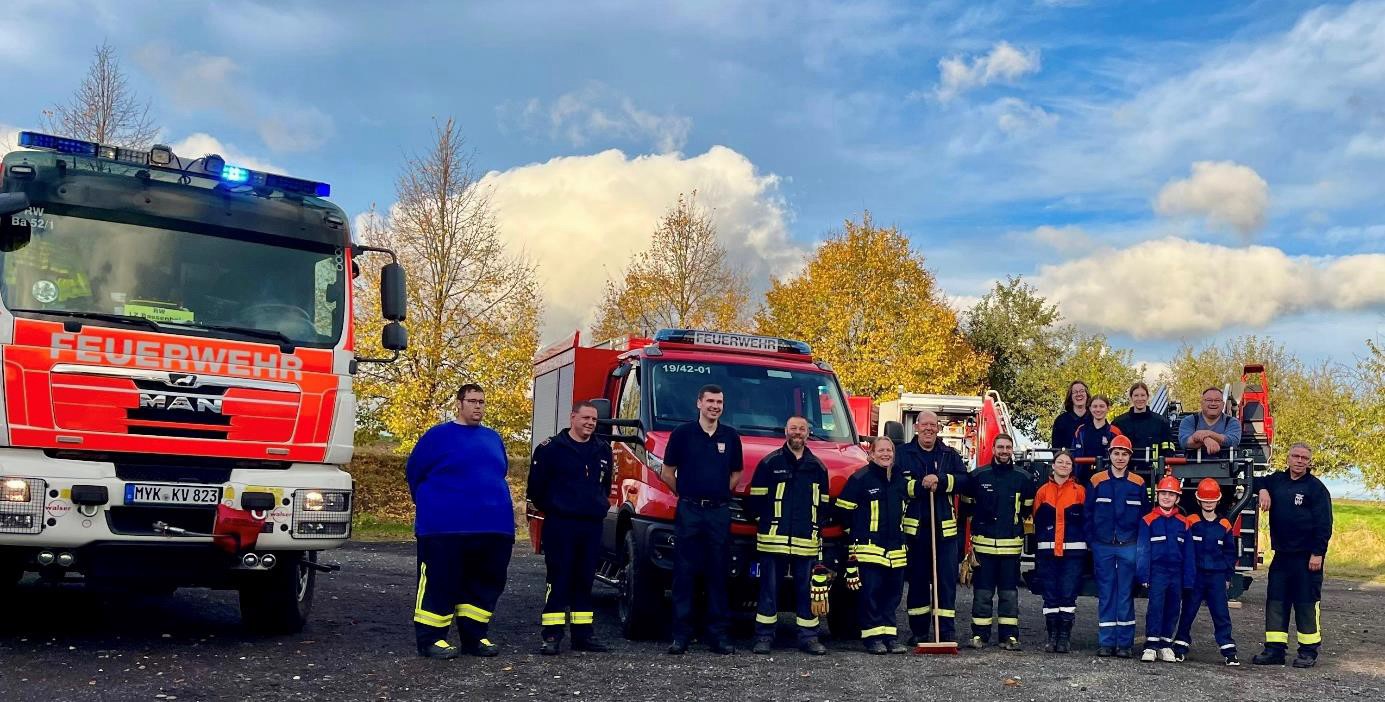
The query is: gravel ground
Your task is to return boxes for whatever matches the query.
[1,541,1382,702]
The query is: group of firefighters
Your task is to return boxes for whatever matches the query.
[404,379,1333,671]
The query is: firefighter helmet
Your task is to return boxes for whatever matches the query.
[1196,477,1222,502]
[1109,434,1133,453]
[1156,476,1182,495]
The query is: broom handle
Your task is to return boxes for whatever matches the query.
[930,485,941,644]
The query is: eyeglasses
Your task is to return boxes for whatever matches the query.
[461,398,486,406]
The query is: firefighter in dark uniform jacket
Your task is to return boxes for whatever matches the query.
[1253,442,1333,668]
[896,410,968,645]
[746,416,831,656]
[1173,478,1242,665]
[527,401,614,655]
[836,437,911,655]
[960,433,1035,650]
[1085,433,1149,658]
[662,384,743,656]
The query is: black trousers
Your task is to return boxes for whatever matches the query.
[859,563,905,643]
[907,534,959,642]
[972,553,1021,642]
[413,533,513,649]
[1264,552,1324,657]
[671,500,731,643]
[754,553,818,643]
[1036,550,1083,628]
[541,515,603,642]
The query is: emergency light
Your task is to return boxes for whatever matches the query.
[653,328,813,355]
[15,130,332,197]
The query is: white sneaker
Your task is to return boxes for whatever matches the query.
[1140,648,1157,662]
[1159,648,1177,662]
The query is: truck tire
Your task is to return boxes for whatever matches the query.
[240,551,316,634]
[617,531,667,641]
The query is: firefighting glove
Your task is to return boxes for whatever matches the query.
[810,564,832,617]
[845,557,862,592]
[959,551,978,587]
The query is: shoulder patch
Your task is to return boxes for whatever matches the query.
[1090,471,1109,486]
[539,438,551,446]
[1128,473,1145,485]
[1182,514,1197,528]
[1143,511,1159,525]
[1219,518,1233,531]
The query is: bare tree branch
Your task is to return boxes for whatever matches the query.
[42,42,160,149]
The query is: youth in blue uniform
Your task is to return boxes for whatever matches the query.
[406,384,516,659]
[1173,478,1241,665]
[1071,395,1124,482]
[1137,476,1195,662]
[1085,434,1148,658]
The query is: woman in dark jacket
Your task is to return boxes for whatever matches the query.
[1112,382,1173,467]
[1049,380,1092,450]
[1072,395,1123,482]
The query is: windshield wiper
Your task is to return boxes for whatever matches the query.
[7,308,162,332]
[168,322,296,347]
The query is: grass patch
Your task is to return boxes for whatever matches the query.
[1260,499,1385,584]
[353,513,415,542]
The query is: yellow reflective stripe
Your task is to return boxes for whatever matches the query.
[570,612,594,625]
[973,544,1023,555]
[945,474,954,492]
[861,625,897,638]
[941,518,956,530]
[998,617,1019,626]
[902,517,921,528]
[851,544,886,556]
[757,542,792,555]
[837,499,857,510]
[811,574,829,584]
[431,640,452,649]
[756,612,778,624]
[414,609,454,627]
[457,604,492,623]
[1014,494,1021,525]
[812,482,820,526]
[757,533,790,543]
[870,502,879,533]
[908,606,932,616]
[773,483,785,521]
[973,536,1024,547]
[749,487,769,495]
[855,553,891,566]
[415,563,428,612]
[1265,631,1289,643]
[1298,630,1322,645]
[907,480,918,498]
[796,617,820,628]
[936,609,955,618]
[973,617,994,625]
[541,612,567,626]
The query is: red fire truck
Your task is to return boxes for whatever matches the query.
[530,329,869,639]
[0,132,407,632]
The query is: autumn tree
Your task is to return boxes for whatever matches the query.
[42,42,159,149]
[591,192,750,340]
[354,119,541,453]
[1351,342,1385,490]
[756,212,987,400]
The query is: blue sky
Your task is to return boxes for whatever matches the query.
[4,0,1384,378]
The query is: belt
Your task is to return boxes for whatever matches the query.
[679,497,729,508]
[1098,538,1135,546]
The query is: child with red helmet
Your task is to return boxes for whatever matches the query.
[1172,478,1241,665]
[1137,475,1196,662]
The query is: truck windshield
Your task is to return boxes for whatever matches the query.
[649,360,856,441]
[0,212,345,347]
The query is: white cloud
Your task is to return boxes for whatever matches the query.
[476,146,800,338]
[1031,224,1096,254]
[1139,360,1172,384]
[1154,161,1269,239]
[1035,237,1385,339]
[168,133,280,173]
[993,97,1057,134]
[501,82,692,153]
[936,41,1040,102]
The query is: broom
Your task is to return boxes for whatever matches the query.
[916,488,959,654]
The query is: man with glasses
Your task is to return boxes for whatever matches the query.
[405,384,515,659]
[1178,387,1241,459]
[896,410,968,646]
[1252,443,1333,668]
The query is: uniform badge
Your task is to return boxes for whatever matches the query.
[716,442,726,454]
[1294,492,1304,506]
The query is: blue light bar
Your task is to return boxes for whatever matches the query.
[221,165,250,183]
[653,329,812,355]
[18,131,98,157]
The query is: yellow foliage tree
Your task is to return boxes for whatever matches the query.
[354,119,541,454]
[756,213,987,400]
[591,192,750,341]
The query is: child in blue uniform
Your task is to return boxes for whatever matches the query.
[1174,478,1241,665]
[1137,476,1195,663]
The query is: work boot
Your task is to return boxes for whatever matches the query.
[1096,646,1114,657]
[752,638,773,655]
[1001,637,1022,651]
[865,639,888,655]
[1043,617,1057,653]
[968,635,986,650]
[572,637,608,653]
[1224,654,1241,666]
[1114,647,1133,659]
[419,639,459,659]
[1054,621,1072,654]
[1252,648,1286,666]
[886,639,910,654]
[464,638,500,657]
[800,638,828,656]
[539,638,561,656]
[1159,647,1177,662]
[1140,648,1157,662]
[709,640,735,655]
[1292,654,1317,669]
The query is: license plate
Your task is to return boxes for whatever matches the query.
[124,483,222,506]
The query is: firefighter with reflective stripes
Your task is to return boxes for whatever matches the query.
[836,436,911,654]
[1032,450,1085,654]
[960,433,1035,650]
[1085,433,1148,658]
[1173,478,1241,665]
[406,384,514,659]
[896,409,968,646]
[528,401,614,656]
[1137,476,1195,663]
[746,416,831,656]
[1253,442,1333,668]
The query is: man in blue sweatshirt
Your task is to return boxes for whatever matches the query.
[406,383,516,659]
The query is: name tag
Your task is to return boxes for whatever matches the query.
[717,442,726,454]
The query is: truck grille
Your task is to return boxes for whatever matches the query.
[107,505,217,536]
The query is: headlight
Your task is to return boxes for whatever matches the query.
[301,490,348,512]
[292,488,352,539]
[2,478,30,503]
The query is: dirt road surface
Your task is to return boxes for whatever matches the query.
[2,542,1382,701]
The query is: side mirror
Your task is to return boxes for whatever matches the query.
[589,398,612,420]
[0,193,32,253]
[380,262,406,321]
[381,321,407,351]
[0,192,29,218]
